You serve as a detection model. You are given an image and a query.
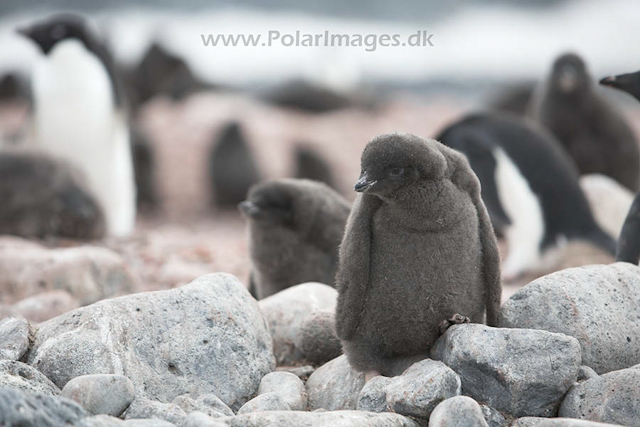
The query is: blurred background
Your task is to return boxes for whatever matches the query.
[0,0,638,311]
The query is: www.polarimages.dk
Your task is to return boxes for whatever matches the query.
[201,30,434,51]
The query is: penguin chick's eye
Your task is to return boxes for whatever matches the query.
[389,167,404,179]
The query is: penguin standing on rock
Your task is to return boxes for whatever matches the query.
[437,113,616,281]
[18,14,136,237]
[529,53,639,191]
[239,178,350,300]
[335,133,502,378]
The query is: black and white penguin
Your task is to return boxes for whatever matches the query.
[436,112,616,281]
[18,13,136,237]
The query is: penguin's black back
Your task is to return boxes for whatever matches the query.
[437,113,614,253]
[209,122,261,208]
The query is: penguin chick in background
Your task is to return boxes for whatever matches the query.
[210,122,261,209]
[293,144,337,190]
[239,179,350,300]
[529,53,639,191]
[18,14,136,237]
[335,133,502,378]
[0,150,105,240]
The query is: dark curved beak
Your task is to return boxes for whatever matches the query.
[238,200,260,217]
[354,174,376,193]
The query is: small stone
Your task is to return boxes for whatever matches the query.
[61,374,135,416]
[357,376,392,413]
[306,355,365,411]
[124,398,186,424]
[385,359,461,419]
[539,419,623,426]
[559,367,640,426]
[258,283,337,366]
[511,418,547,427]
[77,414,125,426]
[0,386,87,425]
[431,324,581,417]
[12,290,80,323]
[429,396,489,427]
[216,410,421,426]
[480,404,509,427]
[0,317,29,360]
[276,365,315,381]
[182,411,228,427]
[0,360,60,395]
[123,420,177,427]
[299,311,342,365]
[237,392,291,414]
[172,394,233,418]
[258,371,307,410]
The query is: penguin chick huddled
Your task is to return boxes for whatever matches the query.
[437,113,616,281]
[335,133,502,377]
[210,122,261,209]
[529,53,640,191]
[239,178,350,300]
[19,13,136,237]
[0,151,105,239]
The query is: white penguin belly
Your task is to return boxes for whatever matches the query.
[32,39,135,236]
[493,147,545,280]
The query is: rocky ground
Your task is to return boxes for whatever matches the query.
[1,92,639,426]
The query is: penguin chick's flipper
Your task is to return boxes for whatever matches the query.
[334,193,382,340]
[616,192,640,264]
[439,145,502,326]
[438,314,471,335]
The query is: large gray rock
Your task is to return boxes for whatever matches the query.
[237,392,291,414]
[124,398,186,424]
[0,386,87,425]
[258,283,337,366]
[77,414,126,426]
[0,360,60,395]
[183,411,228,427]
[429,396,489,427]
[510,418,546,427]
[431,324,581,417]
[480,404,509,427]
[0,316,29,360]
[0,236,137,305]
[385,359,461,419]
[61,374,135,416]
[216,410,421,426]
[500,263,640,374]
[27,274,275,411]
[299,311,342,365]
[306,355,365,411]
[12,290,80,323]
[172,393,234,418]
[123,420,176,426]
[558,367,640,426]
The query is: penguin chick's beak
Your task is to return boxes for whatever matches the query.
[354,175,377,193]
[238,200,260,217]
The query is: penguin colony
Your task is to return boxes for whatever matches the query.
[2,12,640,380]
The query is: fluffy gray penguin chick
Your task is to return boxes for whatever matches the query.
[239,178,351,300]
[335,133,502,377]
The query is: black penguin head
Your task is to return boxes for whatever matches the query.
[600,70,640,102]
[239,182,294,226]
[17,13,96,55]
[549,53,591,95]
[356,133,446,198]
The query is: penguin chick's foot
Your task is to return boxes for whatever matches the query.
[365,370,381,382]
[438,314,471,335]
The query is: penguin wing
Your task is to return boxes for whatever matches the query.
[334,193,381,340]
[440,146,503,326]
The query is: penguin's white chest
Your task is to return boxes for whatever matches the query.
[31,39,136,237]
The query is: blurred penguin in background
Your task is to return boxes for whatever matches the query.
[209,121,261,209]
[293,143,337,190]
[437,113,616,280]
[529,53,639,192]
[0,150,105,240]
[239,179,350,299]
[18,13,136,237]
